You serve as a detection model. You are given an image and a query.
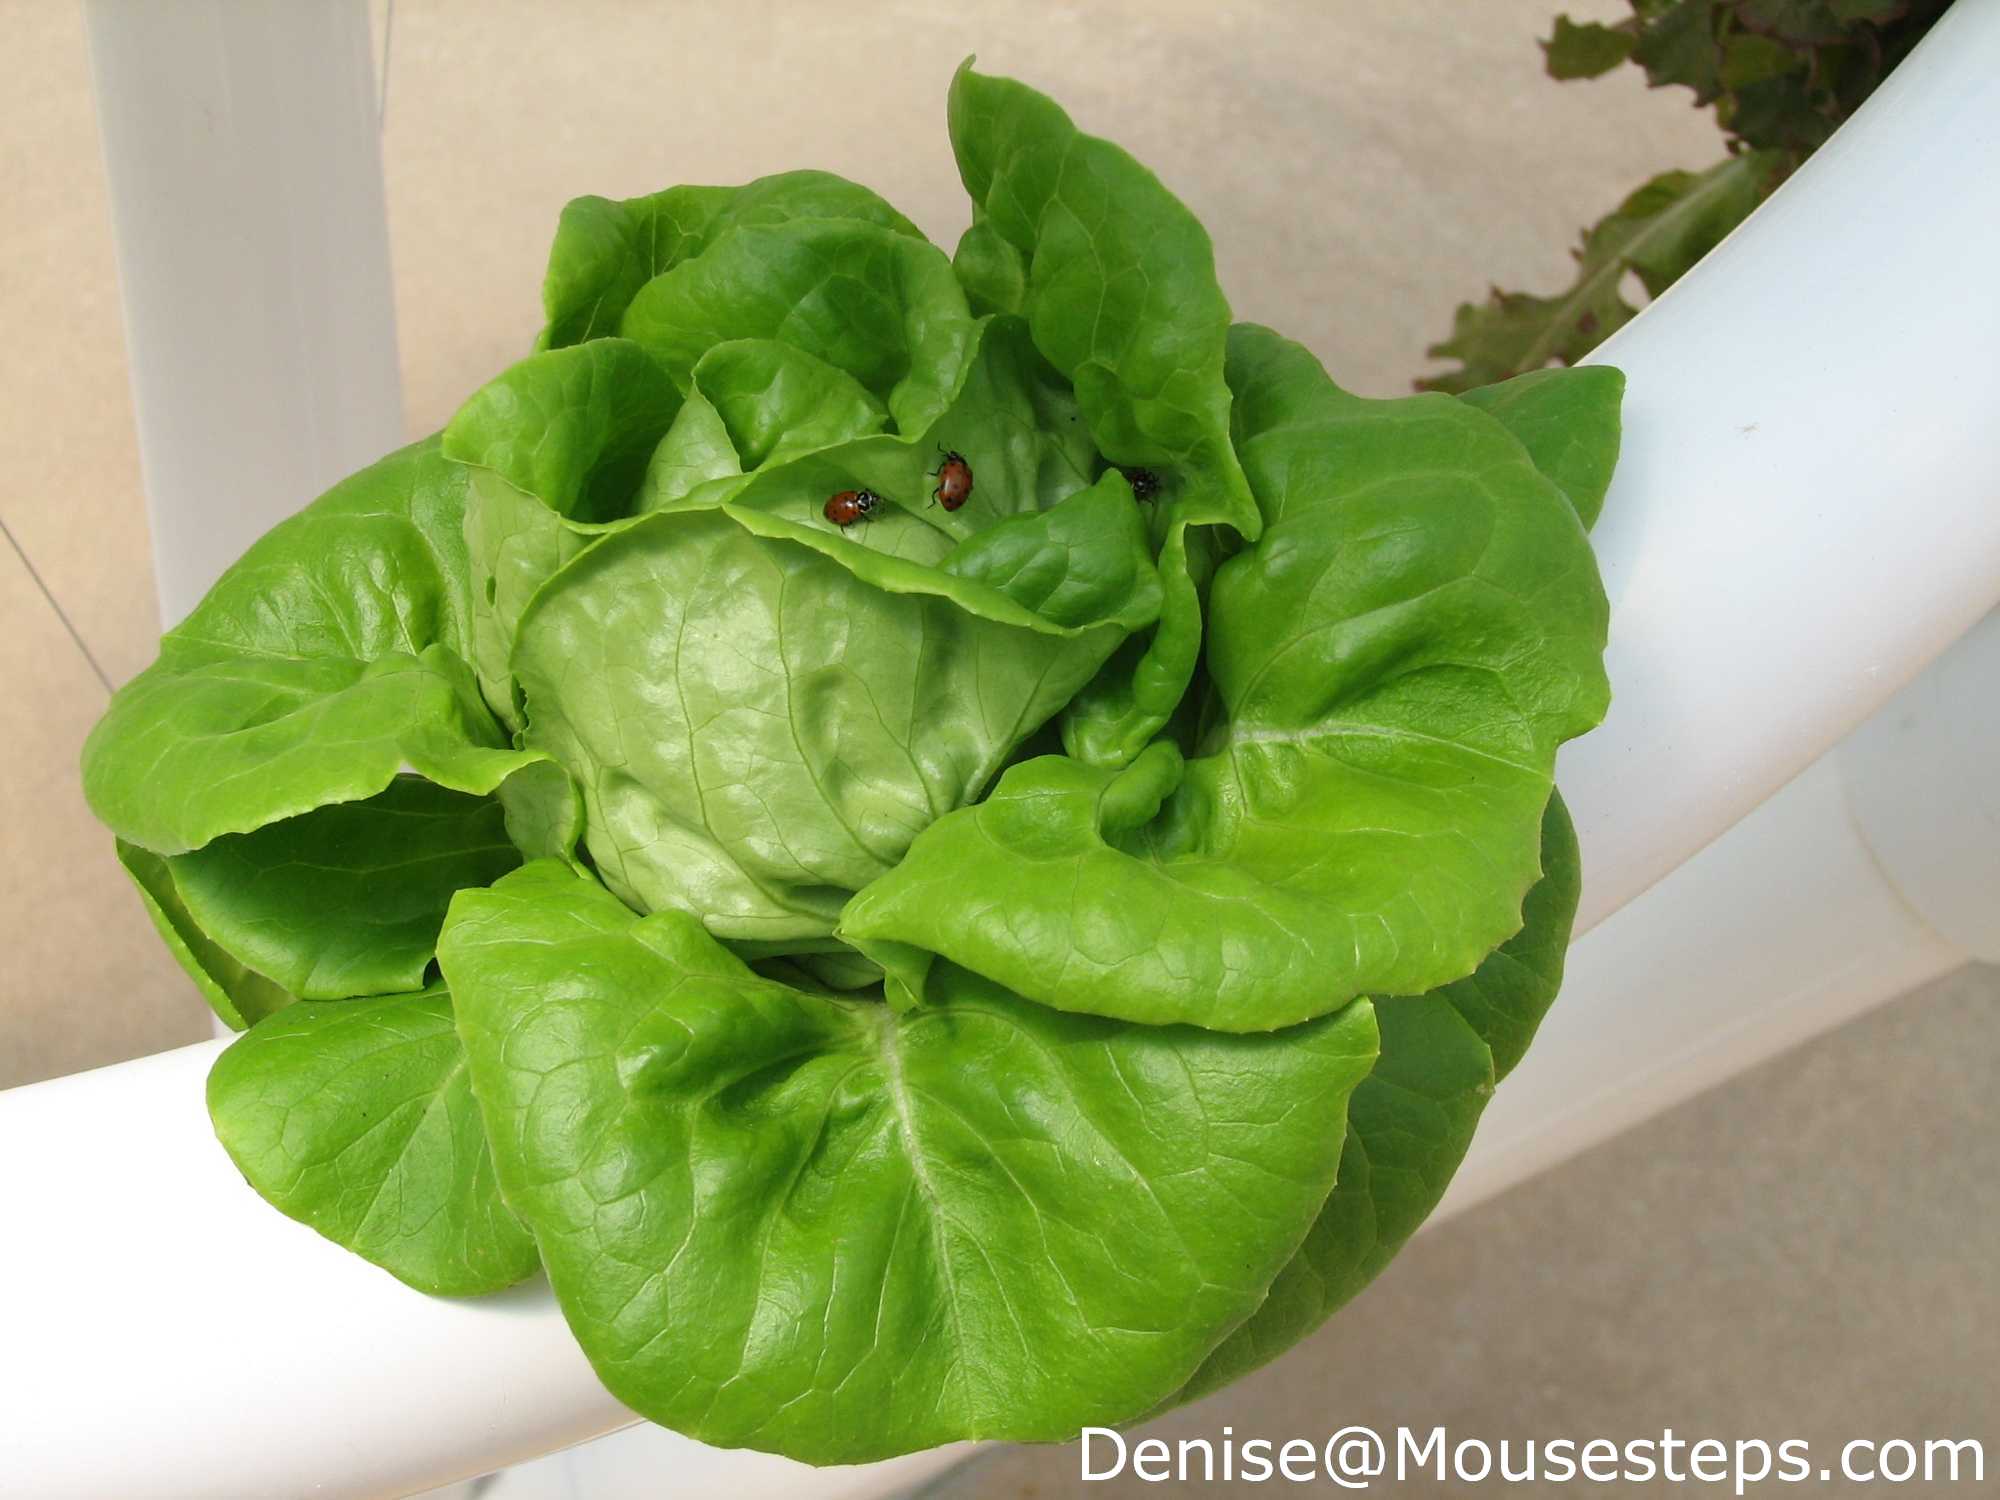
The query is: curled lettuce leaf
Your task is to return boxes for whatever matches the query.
[647,314,1098,544]
[441,861,1378,1461]
[841,326,1609,1031]
[947,60,1261,767]
[622,218,975,438]
[207,986,536,1296]
[947,60,1257,539]
[1177,792,1581,1399]
[116,841,295,1031]
[81,439,579,863]
[165,778,520,1001]
[539,170,924,350]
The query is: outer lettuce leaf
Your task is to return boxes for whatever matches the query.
[621,218,975,438]
[116,841,295,1031]
[1178,793,1581,1399]
[80,439,574,860]
[207,986,537,1296]
[539,170,924,350]
[166,778,521,1001]
[1458,365,1625,530]
[441,861,1379,1462]
[841,326,1611,1031]
[510,485,1156,944]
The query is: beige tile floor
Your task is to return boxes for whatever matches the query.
[1,0,1992,1486]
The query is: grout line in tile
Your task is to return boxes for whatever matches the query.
[0,509,115,698]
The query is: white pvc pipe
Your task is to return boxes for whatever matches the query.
[1438,756,1965,1224]
[1440,613,2000,1221]
[1450,615,2000,1226]
[472,611,2000,1494]
[2,629,1981,1500]
[9,3,1996,1497]
[83,0,405,629]
[1839,611,2000,966]
[1563,0,2000,932]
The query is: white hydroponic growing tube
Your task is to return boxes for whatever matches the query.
[3,2,1996,1497]
[83,0,406,629]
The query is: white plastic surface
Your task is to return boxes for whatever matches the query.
[83,0,406,628]
[1562,0,2000,933]
[0,1043,622,1500]
[10,1,1999,1497]
[1438,750,1965,1224]
[1839,610,2000,963]
[0,1042,974,1499]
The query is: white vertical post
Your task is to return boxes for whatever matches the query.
[84,0,404,628]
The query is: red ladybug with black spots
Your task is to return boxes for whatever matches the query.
[932,449,974,511]
[824,488,881,527]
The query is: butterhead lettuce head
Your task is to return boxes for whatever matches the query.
[82,61,1619,1463]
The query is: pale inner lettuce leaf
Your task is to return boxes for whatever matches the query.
[511,493,1155,944]
[840,326,1609,1031]
[441,861,1379,1462]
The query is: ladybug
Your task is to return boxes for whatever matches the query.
[932,448,974,511]
[1121,467,1161,502]
[824,488,881,527]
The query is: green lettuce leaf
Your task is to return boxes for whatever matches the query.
[947,60,1257,539]
[621,217,975,438]
[208,986,537,1295]
[662,314,1098,558]
[1458,365,1625,530]
[116,841,295,1031]
[510,483,1156,944]
[539,170,924,350]
[441,861,1378,1461]
[165,777,521,1001]
[948,62,1261,766]
[80,439,573,860]
[640,339,890,509]
[1179,792,1581,1398]
[842,326,1609,1031]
